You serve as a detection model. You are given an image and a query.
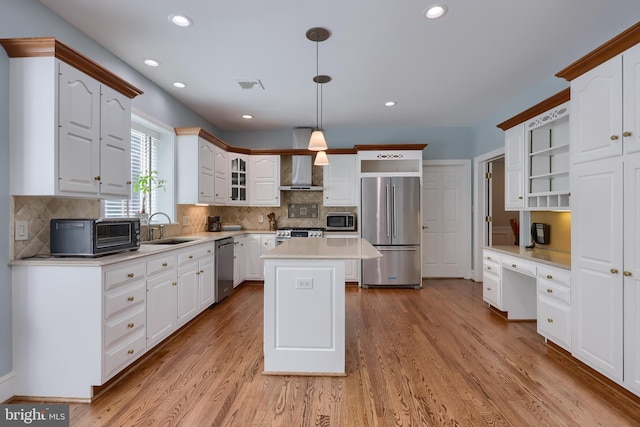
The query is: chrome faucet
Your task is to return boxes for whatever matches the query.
[147,212,172,241]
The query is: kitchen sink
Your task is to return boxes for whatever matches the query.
[143,238,199,245]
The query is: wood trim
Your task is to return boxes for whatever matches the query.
[496,88,570,131]
[556,21,640,81]
[0,37,143,99]
[175,127,426,155]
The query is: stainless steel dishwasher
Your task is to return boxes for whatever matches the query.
[215,237,234,303]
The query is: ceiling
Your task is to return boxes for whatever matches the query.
[39,1,640,132]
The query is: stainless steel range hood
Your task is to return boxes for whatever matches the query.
[279,128,323,191]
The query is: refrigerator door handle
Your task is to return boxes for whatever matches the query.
[392,184,397,238]
[376,246,419,251]
[385,184,391,238]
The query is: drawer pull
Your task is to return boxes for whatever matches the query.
[486,287,491,291]
[546,274,553,279]
[128,349,135,355]
[127,323,135,328]
[196,271,200,275]
[486,266,491,270]
[611,268,619,274]
[127,296,135,302]
[172,282,177,286]
[127,273,135,278]
[611,135,619,140]
[162,262,168,267]
[512,264,517,268]
[547,318,554,323]
[189,255,194,259]
[623,131,632,137]
[200,269,205,274]
[208,250,212,253]
[546,288,553,294]
[486,256,491,260]
[624,271,632,277]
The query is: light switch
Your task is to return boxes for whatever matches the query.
[15,220,28,241]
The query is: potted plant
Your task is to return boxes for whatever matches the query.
[133,170,166,217]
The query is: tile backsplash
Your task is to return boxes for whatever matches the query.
[11,194,357,260]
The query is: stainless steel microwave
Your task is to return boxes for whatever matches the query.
[326,212,356,231]
[50,218,141,257]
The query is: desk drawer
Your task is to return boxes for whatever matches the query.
[483,260,500,277]
[502,255,536,277]
[537,296,571,350]
[538,265,570,288]
[537,281,570,305]
[103,330,146,380]
[104,303,146,349]
[104,261,146,291]
[147,253,177,276]
[104,280,146,318]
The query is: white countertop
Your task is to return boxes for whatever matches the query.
[485,245,571,269]
[262,237,381,260]
[9,229,273,267]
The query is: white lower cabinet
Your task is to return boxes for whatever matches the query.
[537,265,571,351]
[145,253,178,348]
[234,235,246,287]
[245,234,276,280]
[482,250,502,308]
[326,234,360,282]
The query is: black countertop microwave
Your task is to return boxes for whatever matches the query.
[50,218,141,257]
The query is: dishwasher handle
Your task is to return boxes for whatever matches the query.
[217,242,235,249]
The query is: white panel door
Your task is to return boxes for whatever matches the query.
[504,124,524,210]
[570,55,623,164]
[571,158,623,381]
[623,43,640,156]
[99,84,131,197]
[198,140,215,203]
[422,162,471,278]
[624,154,640,393]
[58,61,100,195]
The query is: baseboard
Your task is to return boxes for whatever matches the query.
[0,371,15,403]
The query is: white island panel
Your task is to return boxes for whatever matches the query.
[264,259,345,375]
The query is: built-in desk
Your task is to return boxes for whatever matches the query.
[483,246,571,350]
[261,238,381,375]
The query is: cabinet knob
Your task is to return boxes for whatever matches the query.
[196,271,200,275]
[172,282,177,286]
[127,296,135,301]
[547,318,554,323]
[126,181,132,185]
[486,287,491,291]
[624,271,633,277]
[611,268,619,274]
[623,131,632,138]
[127,273,135,278]
[200,269,204,274]
[546,288,553,293]
[189,255,193,259]
[127,323,135,328]
[518,196,523,200]
[512,264,517,268]
[611,135,619,141]
[486,266,491,270]
[546,275,553,279]
[486,256,491,260]
[162,262,168,267]
[208,250,212,253]
[94,176,101,181]
[128,349,135,355]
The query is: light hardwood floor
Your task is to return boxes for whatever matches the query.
[16,279,640,426]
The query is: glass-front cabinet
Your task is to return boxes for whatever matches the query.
[525,102,570,210]
[229,153,248,205]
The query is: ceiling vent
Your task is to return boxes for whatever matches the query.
[236,80,265,90]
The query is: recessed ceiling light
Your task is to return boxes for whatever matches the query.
[169,14,193,27]
[143,59,160,67]
[241,114,254,119]
[385,101,397,107]
[425,4,448,19]
[173,82,186,88]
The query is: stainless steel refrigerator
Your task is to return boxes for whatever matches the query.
[361,176,421,288]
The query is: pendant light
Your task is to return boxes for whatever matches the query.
[314,150,329,166]
[306,27,331,151]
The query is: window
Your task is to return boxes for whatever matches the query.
[103,114,174,221]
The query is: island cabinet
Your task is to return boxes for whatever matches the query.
[564,40,640,390]
[323,154,358,206]
[0,37,142,198]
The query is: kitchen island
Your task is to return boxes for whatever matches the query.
[261,237,381,375]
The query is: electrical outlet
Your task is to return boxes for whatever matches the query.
[296,278,313,289]
[258,215,264,223]
[15,220,28,241]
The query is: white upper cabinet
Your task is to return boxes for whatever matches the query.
[229,153,249,205]
[249,155,280,206]
[214,146,229,205]
[176,133,216,205]
[1,38,141,198]
[323,154,358,206]
[504,124,525,210]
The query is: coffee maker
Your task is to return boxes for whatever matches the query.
[207,216,221,232]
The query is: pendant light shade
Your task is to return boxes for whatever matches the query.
[308,130,328,151]
[306,27,331,151]
[314,150,329,166]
